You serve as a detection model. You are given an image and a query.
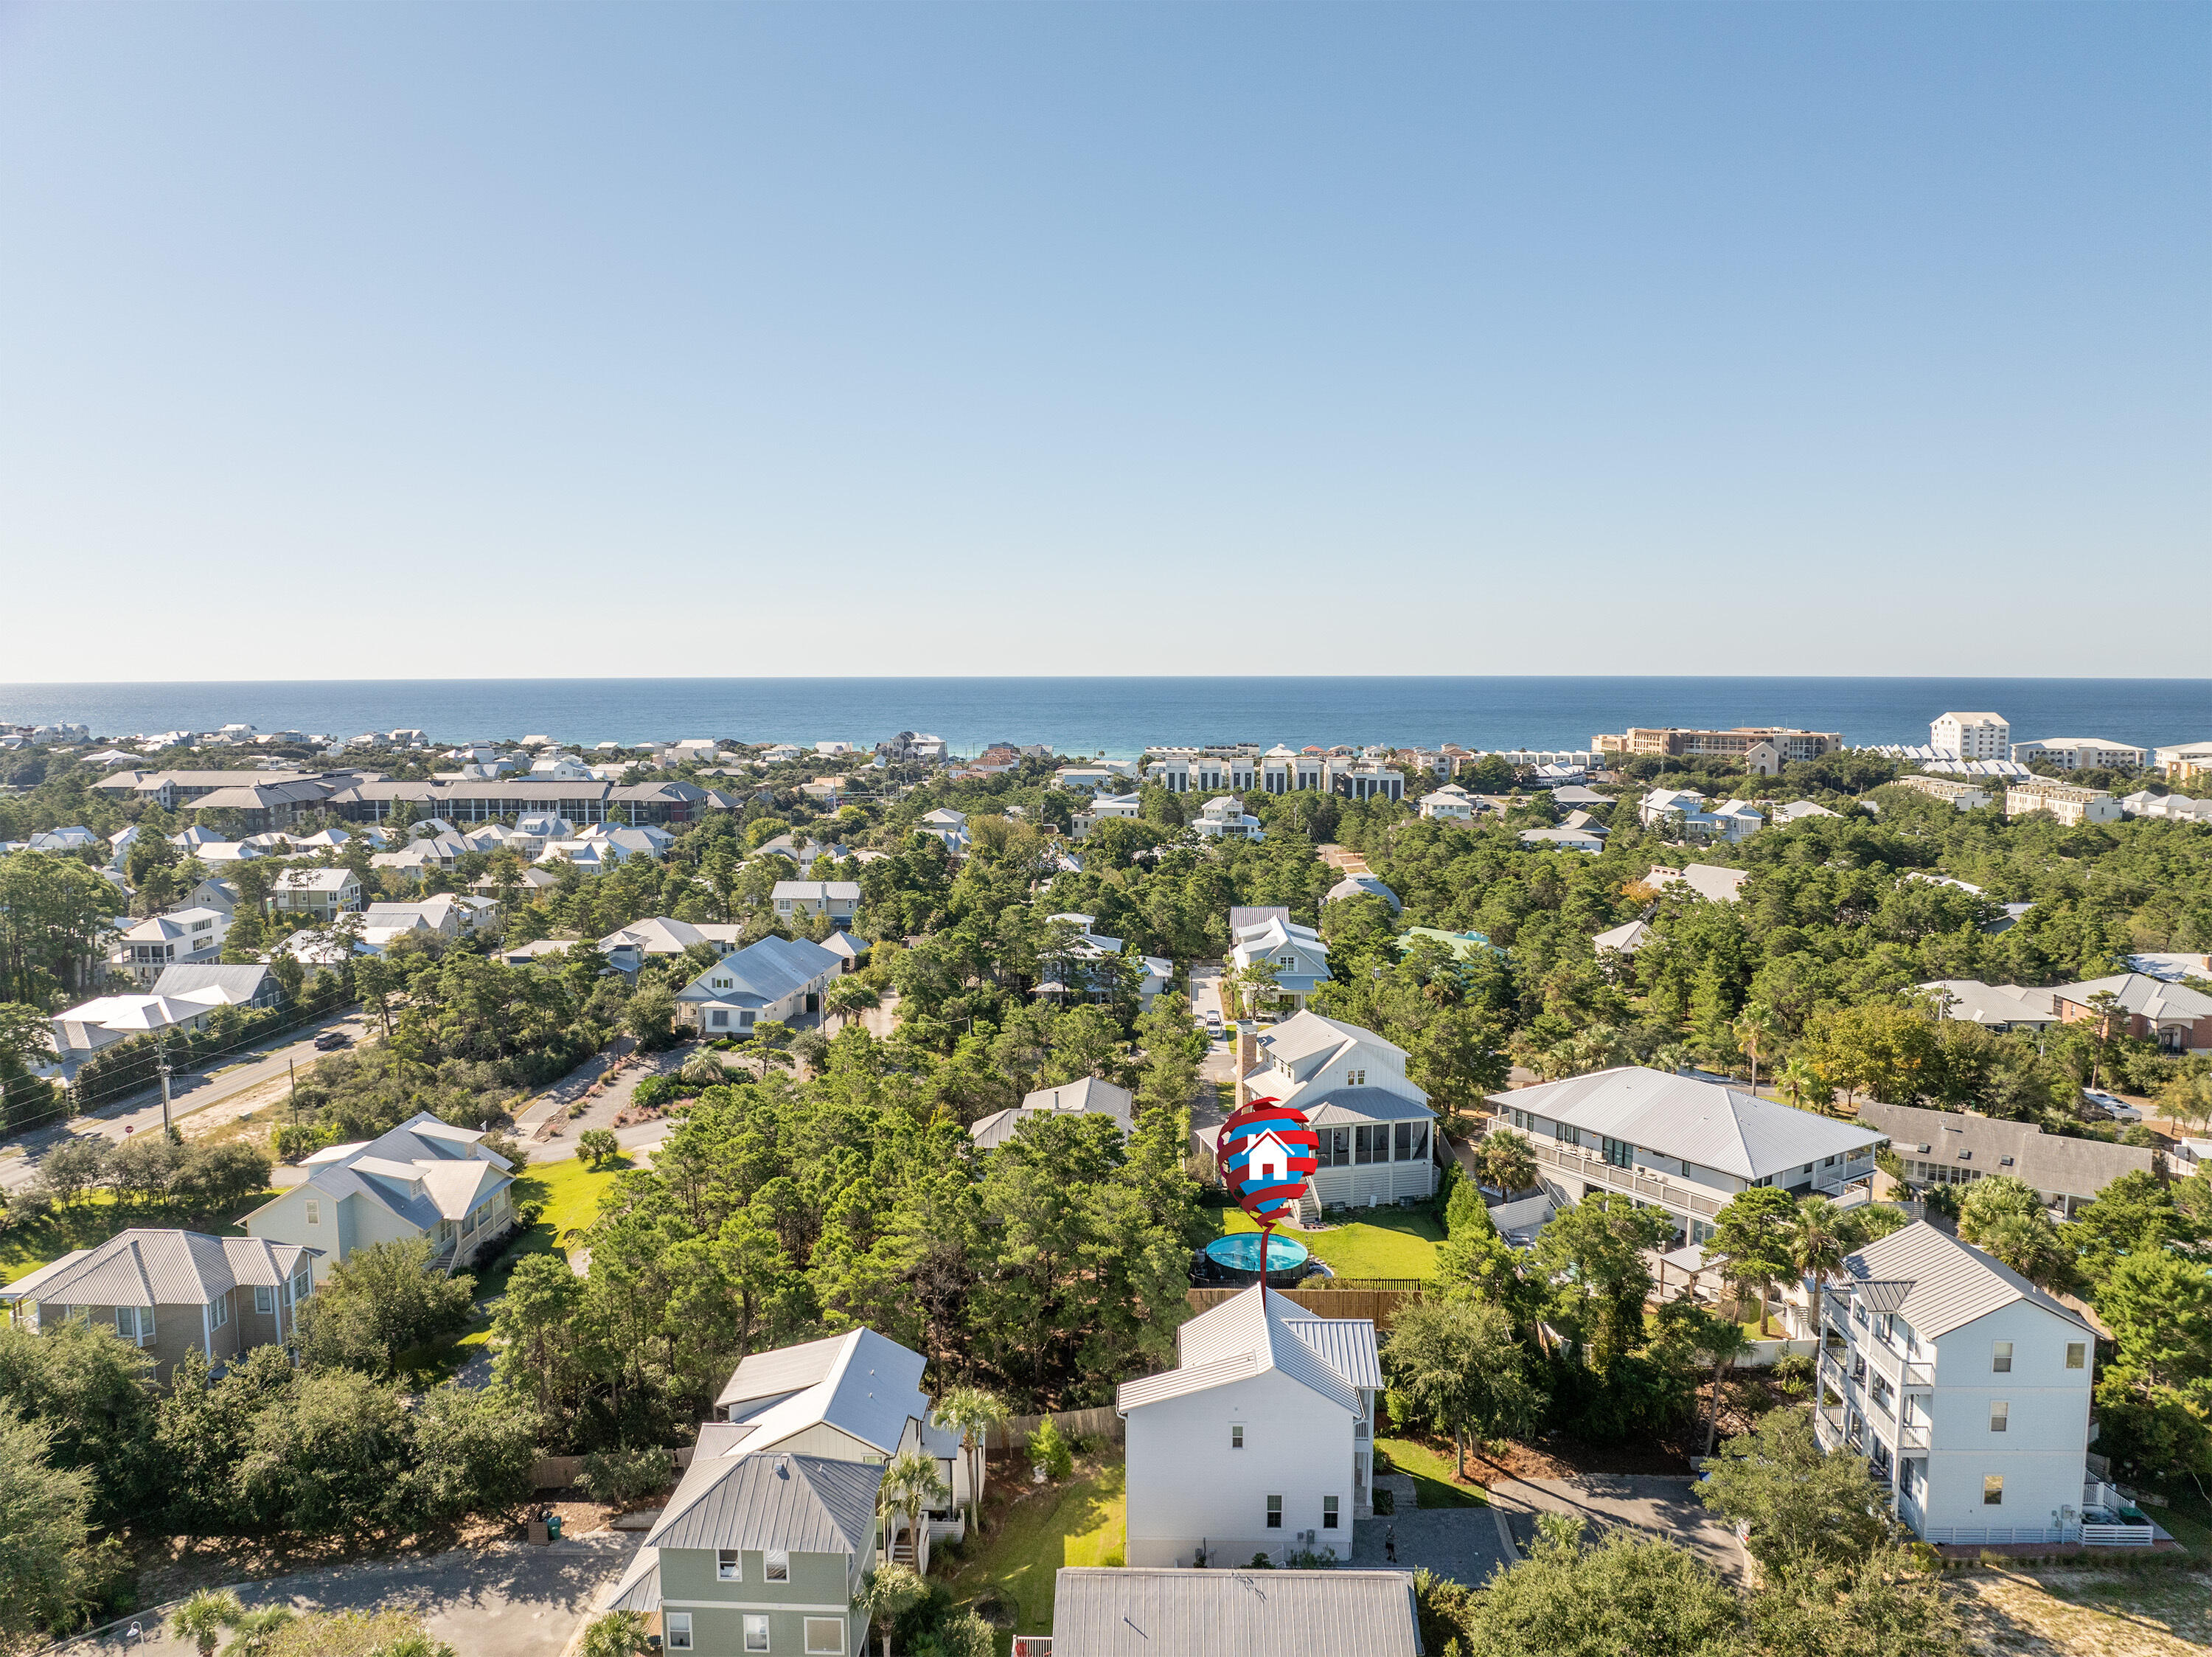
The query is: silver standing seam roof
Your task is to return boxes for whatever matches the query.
[1486,1066,1884,1182]
[1048,1568,1422,1657]
[0,1229,316,1307]
[1842,1221,2091,1341]
[1119,1285,1371,1414]
[645,1451,881,1555]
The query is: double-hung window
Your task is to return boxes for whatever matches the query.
[1989,1402,2008,1434]
[718,1548,742,1580]
[2066,1342,2087,1370]
[1322,1495,1339,1529]
[743,1614,770,1652]
[210,1294,229,1330]
[1983,1476,2004,1506]
[665,1611,695,1650]
[1992,1341,2013,1374]
[1231,1425,1244,1449]
[255,1286,275,1314]
[765,1549,790,1582]
[1265,1495,1283,1529]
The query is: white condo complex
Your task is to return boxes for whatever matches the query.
[1817,1223,2143,1546]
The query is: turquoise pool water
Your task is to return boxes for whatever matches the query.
[1205,1233,1311,1273]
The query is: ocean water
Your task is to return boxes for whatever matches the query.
[0,678,2204,761]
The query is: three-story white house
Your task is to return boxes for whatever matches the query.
[1118,1284,1382,1567]
[1484,1067,1885,1251]
[1818,1222,2103,1546]
[1228,910,1331,1009]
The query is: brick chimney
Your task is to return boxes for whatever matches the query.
[1234,1021,1258,1108]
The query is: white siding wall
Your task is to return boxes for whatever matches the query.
[1124,1368,1358,1569]
[1916,1302,2093,1535]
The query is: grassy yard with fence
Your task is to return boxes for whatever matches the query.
[947,1455,1125,1649]
[1199,1201,1442,1279]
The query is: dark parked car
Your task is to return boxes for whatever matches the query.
[313,1030,352,1051]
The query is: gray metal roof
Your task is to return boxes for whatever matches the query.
[1302,1086,1436,1127]
[1227,906,1292,934]
[1048,1568,1422,1657]
[646,1451,881,1555]
[149,964,279,1002]
[1280,1313,1384,1390]
[713,1328,929,1457]
[718,1331,852,1410]
[0,1229,316,1307]
[1843,1221,2090,1341]
[681,934,841,1010]
[1256,1010,1403,1066]
[1486,1066,1885,1181]
[1120,1286,1361,1414]
[1854,1101,2154,1201]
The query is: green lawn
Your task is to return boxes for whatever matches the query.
[441,1153,631,1369]
[1375,1436,1487,1508]
[1,1190,274,1285]
[948,1462,1125,1640]
[1200,1203,1443,1279]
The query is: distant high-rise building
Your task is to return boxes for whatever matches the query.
[1930,712,2009,760]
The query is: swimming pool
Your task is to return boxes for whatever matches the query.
[1204,1233,1312,1274]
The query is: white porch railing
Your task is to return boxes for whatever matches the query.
[2079,1524,2154,1548]
[1506,1129,1725,1219]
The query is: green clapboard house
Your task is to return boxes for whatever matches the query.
[599,1447,883,1657]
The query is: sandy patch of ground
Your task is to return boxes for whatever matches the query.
[1944,1563,2212,1656]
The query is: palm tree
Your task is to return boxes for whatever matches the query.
[1475,1130,1538,1198]
[578,1611,655,1657]
[220,1608,295,1657]
[1731,1001,1778,1091]
[824,977,880,1032]
[1787,1195,1849,1338]
[1777,1056,1829,1116]
[879,1448,950,1576]
[853,1563,928,1657]
[931,1386,1006,1532]
[172,1589,244,1657]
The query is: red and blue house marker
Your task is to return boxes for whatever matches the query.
[1215,1095,1319,1299]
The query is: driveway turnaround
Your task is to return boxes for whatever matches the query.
[1485,1473,1747,1584]
[62,1532,639,1657]
[1349,1506,1516,1586]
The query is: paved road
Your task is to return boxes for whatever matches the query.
[61,1533,639,1657]
[1486,1473,1747,1583]
[0,1011,368,1194]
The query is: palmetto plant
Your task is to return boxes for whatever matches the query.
[171,1589,244,1657]
[220,1607,295,1657]
[579,1611,654,1657]
[853,1563,928,1657]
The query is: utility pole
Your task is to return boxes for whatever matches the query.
[154,1038,173,1140]
[288,1058,299,1123]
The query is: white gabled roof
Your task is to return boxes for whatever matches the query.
[1256,1009,1399,1067]
[1118,1285,1368,1415]
[1592,919,1649,953]
[1489,1066,1884,1181]
[1843,1221,2091,1341]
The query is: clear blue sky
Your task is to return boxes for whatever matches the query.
[1,2,2204,679]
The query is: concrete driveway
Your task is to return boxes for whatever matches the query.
[63,1533,639,1657]
[1349,1505,1515,1587]
[1,1011,369,1193]
[1486,1474,1747,1583]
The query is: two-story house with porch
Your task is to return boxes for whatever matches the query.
[243,1111,515,1281]
[0,1229,317,1382]
[1117,1283,1382,1567]
[1228,909,1331,1010]
[269,867,364,922]
[110,907,231,985]
[2049,972,2212,1055]
[597,1450,882,1657]
[1239,1011,1436,1218]
[675,935,844,1035]
[771,880,861,931]
[1483,1067,1885,1251]
[1818,1223,2106,1546]
[712,1327,973,1569]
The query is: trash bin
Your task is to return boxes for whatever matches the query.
[547,1512,563,1540]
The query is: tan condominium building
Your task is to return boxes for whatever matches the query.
[2004,779,2121,827]
[1594,727,1843,774]
[1891,774,1994,810]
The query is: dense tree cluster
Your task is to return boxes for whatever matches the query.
[496,1025,1198,1450]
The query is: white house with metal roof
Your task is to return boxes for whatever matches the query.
[1228,914,1331,1010]
[1239,1012,1437,1218]
[712,1327,973,1566]
[1117,1283,1382,1568]
[0,1229,317,1383]
[597,1449,881,1657]
[1817,1223,2114,1546]
[243,1111,516,1279]
[676,935,844,1034]
[1646,863,1750,904]
[771,880,861,931]
[1486,1067,1885,1248]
